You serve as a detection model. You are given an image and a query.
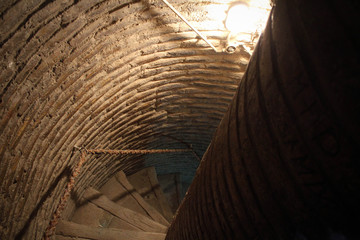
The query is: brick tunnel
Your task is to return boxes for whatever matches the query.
[1,0,360,239]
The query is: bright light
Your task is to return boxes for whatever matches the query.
[189,0,271,53]
[225,4,266,33]
[224,1,271,53]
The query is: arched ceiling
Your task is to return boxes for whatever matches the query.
[0,0,269,238]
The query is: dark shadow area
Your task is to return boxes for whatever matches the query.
[110,185,138,204]
[138,184,162,198]
[72,188,136,208]
[15,166,72,240]
[72,184,159,208]
[160,133,201,161]
[72,190,102,208]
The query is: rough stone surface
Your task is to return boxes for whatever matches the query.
[0,0,255,239]
[166,0,360,239]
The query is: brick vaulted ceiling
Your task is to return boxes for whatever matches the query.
[0,0,264,238]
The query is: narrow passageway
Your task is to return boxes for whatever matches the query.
[1,0,265,238]
[54,167,170,240]
[1,0,359,239]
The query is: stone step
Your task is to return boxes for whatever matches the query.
[99,170,170,226]
[157,173,182,214]
[55,235,88,240]
[70,187,167,232]
[71,196,136,231]
[127,167,174,222]
[55,220,166,240]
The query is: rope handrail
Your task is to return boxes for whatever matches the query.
[43,146,193,239]
[86,148,193,155]
[44,150,87,240]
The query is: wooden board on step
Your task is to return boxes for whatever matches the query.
[157,173,182,214]
[99,170,170,226]
[127,167,174,222]
[55,220,166,240]
[70,187,167,233]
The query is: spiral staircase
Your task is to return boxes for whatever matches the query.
[55,167,178,240]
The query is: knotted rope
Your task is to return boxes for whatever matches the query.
[44,150,87,239]
[43,146,192,239]
[86,148,192,155]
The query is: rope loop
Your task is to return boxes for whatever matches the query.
[44,146,192,239]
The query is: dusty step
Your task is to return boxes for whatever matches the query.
[71,187,167,232]
[99,171,170,226]
[127,167,174,222]
[157,173,182,214]
[55,235,88,240]
[71,196,136,230]
[55,220,166,240]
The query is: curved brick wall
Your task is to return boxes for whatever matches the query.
[0,0,254,238]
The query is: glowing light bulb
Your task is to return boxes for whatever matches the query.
[225,4,263,33]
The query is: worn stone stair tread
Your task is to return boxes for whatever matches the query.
[55,235,89,240]
[99,170,170,226]
[116,171,171,226]
[127,167,174,222]
[81,187,168,232]
[157,173,182,214]
[70,197,138,231]
[55,220,166,240]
